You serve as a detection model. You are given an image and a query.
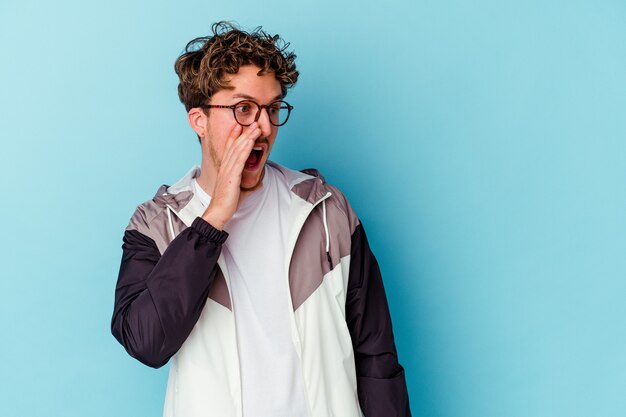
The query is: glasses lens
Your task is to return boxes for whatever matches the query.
[233,101,259,126]
[232,100,292,126]
[268,101,291,126]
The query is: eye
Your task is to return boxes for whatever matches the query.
[234,101,254,114]
[268,102,283,114]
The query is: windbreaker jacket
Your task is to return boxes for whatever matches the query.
[111,162,411,417]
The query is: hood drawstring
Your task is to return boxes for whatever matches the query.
[166,206,176,243]
[322,199,332,268]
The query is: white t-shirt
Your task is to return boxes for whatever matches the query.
[192,165,309,417]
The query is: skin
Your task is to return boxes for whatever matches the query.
[187,65,282,230]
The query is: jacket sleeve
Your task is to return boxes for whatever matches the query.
[346,222,412,417]
[111,216,228,368]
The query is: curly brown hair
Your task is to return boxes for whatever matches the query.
[174,21,299,113]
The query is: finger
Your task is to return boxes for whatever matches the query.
[223,124,243,155]
[223,124,261,169]
[226,133,256,173]
[244,123,263,142]
[223,123,257,164]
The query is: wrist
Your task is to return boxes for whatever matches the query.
[191,217,229,244]
[201,206,228,231]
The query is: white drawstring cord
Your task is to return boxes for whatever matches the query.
[322,199,330,255]
[166,206,175,242]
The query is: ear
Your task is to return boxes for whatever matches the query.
[188,108,208,138]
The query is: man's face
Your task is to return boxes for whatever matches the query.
[201,65,282,192]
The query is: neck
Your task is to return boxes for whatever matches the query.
[196,156,217,197]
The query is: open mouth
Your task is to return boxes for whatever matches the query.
[245,145,264,170]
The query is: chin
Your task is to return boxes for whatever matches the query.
[240,181,261,192]
[240,166,265,192]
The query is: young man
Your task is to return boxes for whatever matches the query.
[111,22,411,417]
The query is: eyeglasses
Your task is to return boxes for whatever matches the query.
[200,100,294,127]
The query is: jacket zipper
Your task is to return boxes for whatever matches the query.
[283,191,332,417]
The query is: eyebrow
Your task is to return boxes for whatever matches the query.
[231,93,283,102]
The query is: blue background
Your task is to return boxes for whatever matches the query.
[1,0,625,416]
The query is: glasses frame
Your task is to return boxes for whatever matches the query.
[200,99,294,127]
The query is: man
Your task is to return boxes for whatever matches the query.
[111,21,411,417]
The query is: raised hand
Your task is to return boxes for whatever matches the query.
[201,122,262,230]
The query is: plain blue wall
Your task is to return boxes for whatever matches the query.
[1,0,625,416]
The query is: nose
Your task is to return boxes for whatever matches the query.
[255,106,273,137]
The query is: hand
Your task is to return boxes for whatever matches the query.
[201,123,261,230]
